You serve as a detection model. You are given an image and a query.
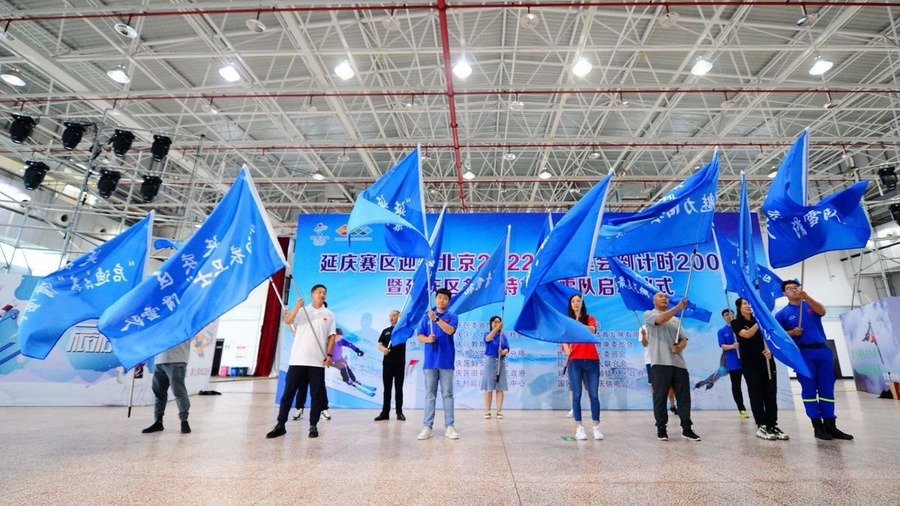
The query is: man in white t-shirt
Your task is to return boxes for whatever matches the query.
[267,284,336,439]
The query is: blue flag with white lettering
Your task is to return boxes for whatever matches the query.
[448,229,508,315]
[762,130,871,268]
[596,151,719,257]
[390,207,447,346]
[513,173,613,343]
[713,228,783,311]
[99,167,287,370]
[738,172,760,285]
[607,256,712,322]
[18,213,153,360]
[735,269,811,378]
[347,147,429,258]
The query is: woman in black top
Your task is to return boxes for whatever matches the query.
[731,298,789,441]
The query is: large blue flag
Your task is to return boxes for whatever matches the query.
[346,147,429,258]
[607,256,712,322]
[390,206,447,346]
[18,213,153,360]
[762,130,871,268]
[514,173,613,344]
[448,227,508,315]
[531,213,579,313]
[713,228,783,311]
[596,150,719,257]
[738,172,759,285]
[98,167,287,370]
[735,269,811,378]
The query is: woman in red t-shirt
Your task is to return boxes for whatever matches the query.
[561,294,603,441]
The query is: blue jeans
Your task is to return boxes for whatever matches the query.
[567,359,600,423]
[423,368,454,428]
[152,363,190,422]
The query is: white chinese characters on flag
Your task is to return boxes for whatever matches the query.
[98,167,287,370]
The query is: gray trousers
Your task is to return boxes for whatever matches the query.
[152,362,190,422]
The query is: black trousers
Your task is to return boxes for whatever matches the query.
[381,361,405,414]
[650,365,692,430]
[294,377,329,410]
[743,359,778,428]
[728,369,747,411]
[279,365,326,426]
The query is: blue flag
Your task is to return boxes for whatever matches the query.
[347,147,430,258]
[98,167,287,370]
[17,213,153,360]
[530,213,578,312]
[596,151,719,257]
[607,256,712,322]
[390,206,447,346]
[762,130,871,268]
[448,227,508,315]
[713,228,784,311]
[738,172,760,285]
[735,269,811,378]
[513,173,614,344]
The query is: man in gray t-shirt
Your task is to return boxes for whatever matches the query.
[643,292,700,442]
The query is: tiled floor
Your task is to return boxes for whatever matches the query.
[2,379,898,505]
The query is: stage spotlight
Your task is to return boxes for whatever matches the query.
[878,167,897,192]
[22,160,50,191]
[151,135,172,162]
[9,114,37,144]
[891,204,900,226]
[140,175,162,203]
[97,169,121,198]
[61,122,87,150]
[110,129,135,157]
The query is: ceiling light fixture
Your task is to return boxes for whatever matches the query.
[452,57,472,79]
[22,160,50,191]
[756,146,766,160]
[538,168,552,179]
[823,91,840,109]
[151,135,172,162]
[0,27,14,41]
[463,169,476,180]
[809,55,833,76]
[61,122,88,150]
[338,149,350,163]
[218,63,241,82]
[1,66,26,87]
[509,94,525,112]
[720,92,736,109]
[113,22,138,39]
[878,167,897,192]
[796,6,819,27]
[334,60,355,80]
[311,169,326,181]
[97,169,121,198]
[140,175,162,203]
[615,92,630,110]
[767,168,778,179]
[404,96,420,111]
[303,96,317,112]
[203,98,219,114]
[657,7,680,28]
[690,57,712,76]
[520,8,539,29]
[589,148,601,160]
[671,148,685,161]
[383,9,401,31]
[110,129,135,157]
[572,57,592,77]
[9,114,36,144]
[246,12,266,33]
[106,64,131,84]
[503,151,517,161]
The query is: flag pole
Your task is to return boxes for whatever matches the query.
[797,261,806,328]
[127,366,136,418]
[497,226,511,383]
[674,245,699,344]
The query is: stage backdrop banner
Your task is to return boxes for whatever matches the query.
[0,272,216,406]
[281,213,792,411]
[839,297,900,397]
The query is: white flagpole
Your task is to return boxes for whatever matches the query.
[497,226,511,382]
[674,245,699,345]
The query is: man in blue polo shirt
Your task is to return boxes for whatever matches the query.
[415,288,459,441]
[775,280,853,441]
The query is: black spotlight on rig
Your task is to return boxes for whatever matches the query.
[891,204,900,226]
[150,135,172,162]
[9,114,37,144]
[61,122,87,150]
[97,169,121,198]
[140,175,162,203]
[22,160,50,191]
[878,167,898,193]
[110,129,135,157]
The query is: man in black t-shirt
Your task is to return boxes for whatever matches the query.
[375,310,406,421]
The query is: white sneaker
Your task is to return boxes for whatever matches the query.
[575,425,587,440]
[566,410,573,418]
[593,426,604,440]
[445,426,459,440]
[321,409,331,420]
[417,426,433,440]
[292,408,304,421]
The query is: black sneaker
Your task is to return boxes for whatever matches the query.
[180,421,191,434]
[670,405,678,416]
[682,429,702,441]
[396,412,406,421]
[657,428,668,441]
[374,413,389,421]
[142,421,164,434]
[266,424,286,439]
[309,425,319,438]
